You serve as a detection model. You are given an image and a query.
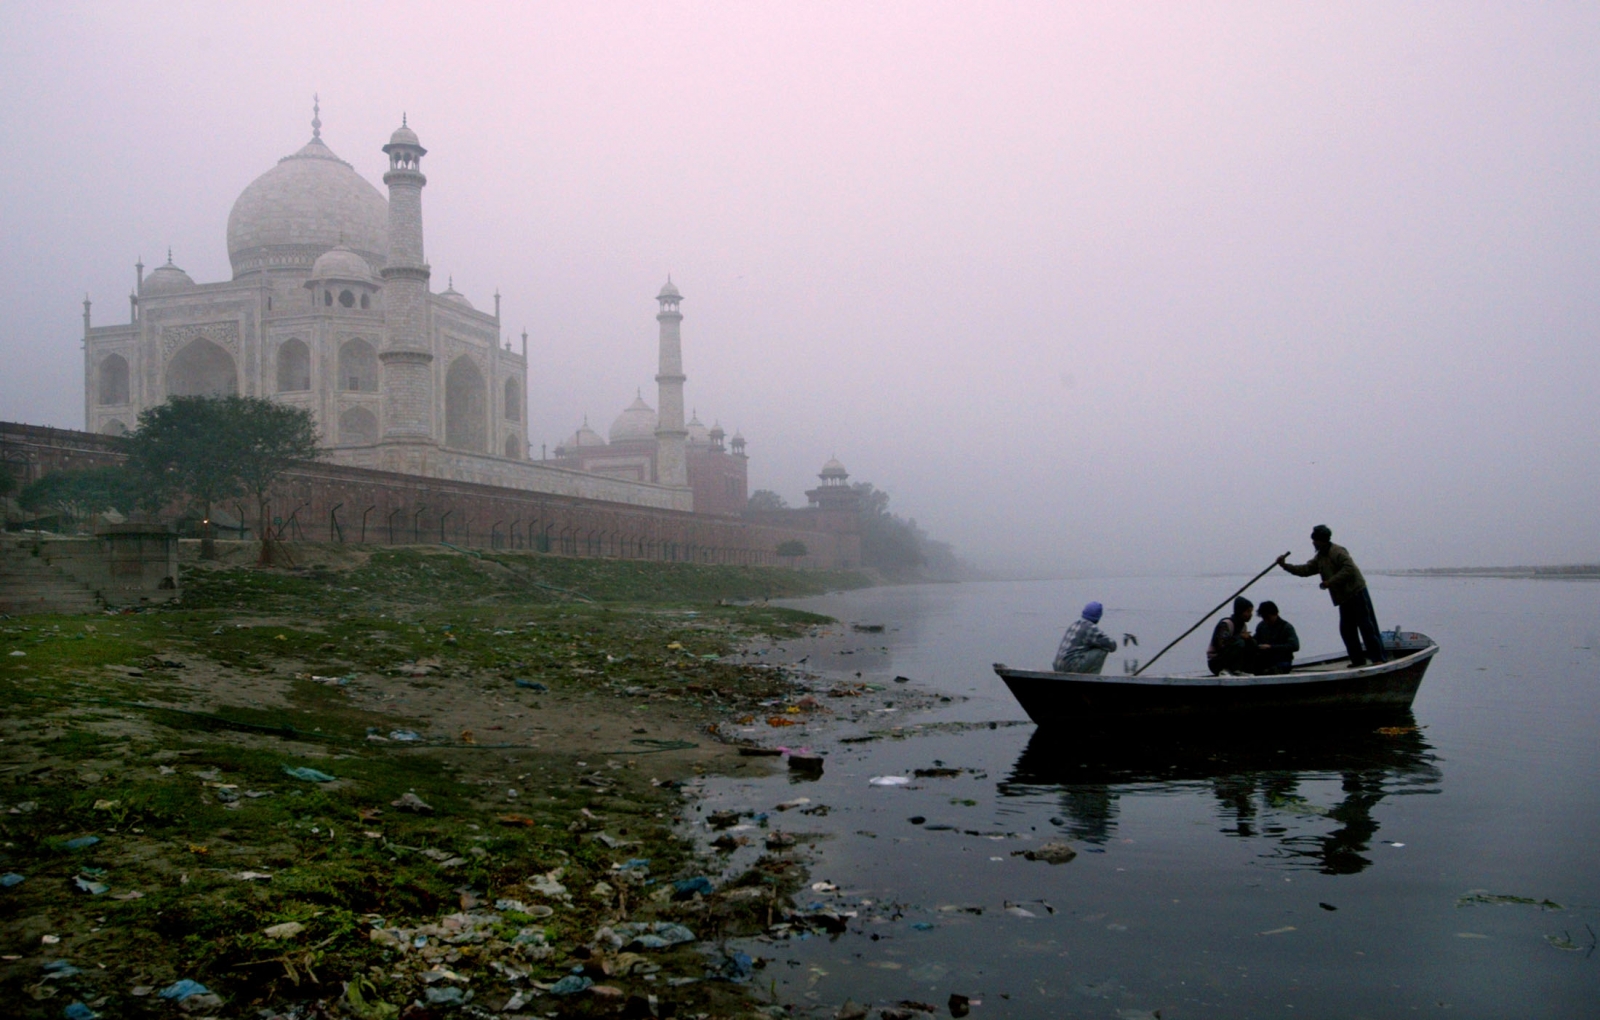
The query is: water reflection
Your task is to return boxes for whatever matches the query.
[1001,714,1442,874]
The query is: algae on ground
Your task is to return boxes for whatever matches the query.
[0,546,865,1018]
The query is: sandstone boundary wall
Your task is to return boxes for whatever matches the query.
[1,422,860,569]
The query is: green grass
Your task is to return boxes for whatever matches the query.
[0,546,848,1017]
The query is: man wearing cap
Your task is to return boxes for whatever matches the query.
[1276,525,1387,667]
[1252,601,1300,675]
[1054,601,1118,674]
[1207,596,1258,675]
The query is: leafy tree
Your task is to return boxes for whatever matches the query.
[849,481,925,573]
[776,539,808,562]
[123,396,320,561]
[745,489,790,513]
[0,461,16,498]
[18,466,139,527]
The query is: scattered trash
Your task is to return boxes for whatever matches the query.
[612,921,697,949]
[911,921,935,931]
[835,1002,869,1020]
[41,934,61,944]
[893,675,911,683]
[60,836,100,850]
[263,921,306,939]
[42,960,83,979]
[775,798,810,811]
[852,624,885,633]
[0,873,24,887]
[515,679,549,691]
[424,986,466,1006]
[703,947,754,982]
[908,816,926,825]
[158,979,211,1001]
[1456,890,1563,910]
[282,766,337,783]
[1257,925,1297,936]
[788,754,825,776]
[766,716,800,727]
[1019,841,1077,864]
[706,810,740,829]
[235,871,273,881]
[391,792,434,813]
[1320,902,1338,911]
[549,975,593,996]
[869,776,911,787]
[1005,905,1037,917]
[72,875,110,896]
[949,993,971,1017]
[526,869,569,900]
[63,1002,99,1020]
[914,767,961,778]
[673,876,714,898]
[388,730,422,742]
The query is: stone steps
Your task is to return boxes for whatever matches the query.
[0,545,104,615]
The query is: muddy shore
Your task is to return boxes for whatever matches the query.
[0,544,879,1020]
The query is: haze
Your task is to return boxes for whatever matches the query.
[3,3,1596,577]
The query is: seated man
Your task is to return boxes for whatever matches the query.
[1054,601,1118,674]
[1252,600,1300,674]
[1207,597,1258,676]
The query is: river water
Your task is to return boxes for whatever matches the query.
[694,574,1600,1019]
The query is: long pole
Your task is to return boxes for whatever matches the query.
[1132,553,1291,677]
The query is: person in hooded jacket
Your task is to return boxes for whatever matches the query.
[1054,601,1118,674]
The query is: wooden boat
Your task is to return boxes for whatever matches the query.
[994,630,1439,726]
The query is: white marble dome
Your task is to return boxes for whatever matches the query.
[308,244,374,283]
[560,420,607,451]
[609,394,658,444]
[685,412,711,446]
[141,256,195,294]
[439,280,473,308]
[820,457,849,479]
[227,135,388,279]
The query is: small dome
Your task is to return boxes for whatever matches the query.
[819,457,849,479]
[658,278,681,300]
[609,393,658,444]
[685,412,711,446]
[388,122,420,148]
[439,279,474,308]
[562,419,606,450]
[141,255,195,295]
[308,244,374,283]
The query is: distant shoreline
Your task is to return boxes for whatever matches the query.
[1382,565,1600,580]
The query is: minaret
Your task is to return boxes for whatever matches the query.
[653,278,689,487]
[379,115,435,446]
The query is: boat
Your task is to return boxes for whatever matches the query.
[993,629,1439,726]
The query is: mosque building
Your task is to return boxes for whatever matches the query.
[78,103,741,514]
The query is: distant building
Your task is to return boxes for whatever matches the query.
[546,282,748,516]
[742,456,864,568]
[78,103,747,514]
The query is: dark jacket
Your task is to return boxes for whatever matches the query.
[1207,616,1256,669]
[1254,617,1300,657]
[1282,543,1367,605]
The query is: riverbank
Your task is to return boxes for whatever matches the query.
[0,546,874,1019]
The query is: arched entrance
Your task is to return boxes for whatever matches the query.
[167,339,238,397]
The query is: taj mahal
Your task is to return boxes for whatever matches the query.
[81,104,747,515]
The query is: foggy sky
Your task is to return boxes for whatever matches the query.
[2,3,1596,576]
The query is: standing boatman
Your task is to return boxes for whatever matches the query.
[1275,525,1387,666]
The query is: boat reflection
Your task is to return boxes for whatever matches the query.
[1000,714,1442,875]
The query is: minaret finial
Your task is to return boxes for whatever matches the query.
[403,112,408,128]
[166,247,173,264]
[312,94,321,139]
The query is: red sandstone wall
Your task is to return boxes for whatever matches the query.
[1,422,852,568]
